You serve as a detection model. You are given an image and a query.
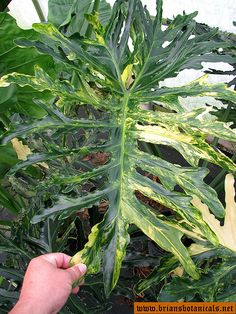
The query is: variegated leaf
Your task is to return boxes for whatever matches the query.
[1,0,236,297]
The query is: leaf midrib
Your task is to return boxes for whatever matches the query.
[117,92,130,205]
[97,29,130,209]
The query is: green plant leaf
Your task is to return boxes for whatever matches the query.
[32,185,116,223]
[129,150,224,218]
[58,0,111,37]
[2,0,236,297]
[0,230,32,259]
[0,13,52,76]
[0,289,19,303]
[158,258,236,301]
[48,0,74,27]
[135,244,235,295]
[135,255,179,294]
[1,116,116,144]
[0,13,55,118]
[0,66,105,109]
[0,185,20,214]
[0,267,24,281]
[48,0,112,35]
[133,76,236,112]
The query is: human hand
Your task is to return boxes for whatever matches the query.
[10,253,87,314]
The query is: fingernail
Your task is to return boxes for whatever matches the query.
[77,263,87,275]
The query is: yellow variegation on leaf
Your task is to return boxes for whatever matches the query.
[192,174,236,252]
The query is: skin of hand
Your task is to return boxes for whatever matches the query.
[9,253,87,314]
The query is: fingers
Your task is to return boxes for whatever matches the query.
[72,287,80,294]
[66,264,87,284]
[40,253,72,269]
[72,279,84,293]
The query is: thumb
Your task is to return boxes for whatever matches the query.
[66,263,87,284]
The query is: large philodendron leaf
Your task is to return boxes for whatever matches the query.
[1,0,236,296]
[48,0,111,34]
[0,13,54,118]
[0,13,52,76]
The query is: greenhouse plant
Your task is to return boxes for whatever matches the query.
[0,0,236,312]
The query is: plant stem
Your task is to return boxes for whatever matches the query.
[32,0,46,22]
[202,103,232,168]
[85,0,100,38]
